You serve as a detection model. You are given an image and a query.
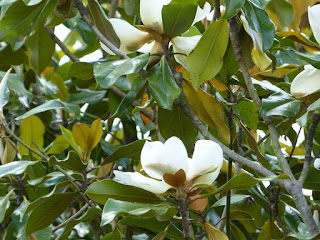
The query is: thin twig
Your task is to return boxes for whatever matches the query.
[299,114,320,184]
[288,127,302,163]
[52,203,90,232]
[108,0,119,18]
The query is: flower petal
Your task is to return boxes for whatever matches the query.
[171,35,201,69]
[193,2,212,25]
[141,136,189,180]
[308,5,320,45]
[314,158,320,169]
[186,140,223,186]
[113,171,171,194]
[290,65,320,98]
[100,18,151,55]
[140,0,169,34]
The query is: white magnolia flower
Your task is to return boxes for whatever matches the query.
[314,158,320,169]
[114,136,223,195]
[101,0,211,69]
[290,5,320,98]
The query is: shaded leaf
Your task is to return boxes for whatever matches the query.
[0,68,11,112]
[86,179,162,204]
[203,223,229,240]
[222,0,245,19]
[68,62,94,80]
[0,161,38,178]
[48,151,86,172]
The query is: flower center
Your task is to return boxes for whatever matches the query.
[163,169,186,187]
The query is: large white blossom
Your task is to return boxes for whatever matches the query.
[114,137,223,195]
[290,5,320,98]
[101,0,211,69]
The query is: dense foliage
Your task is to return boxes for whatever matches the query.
[1,0,320,239]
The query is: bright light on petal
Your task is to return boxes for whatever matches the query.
[100,18,151,55]
[113,171,171,194]
[193,2,212,25]
[290,65,320,98]
[308,5,320,45]
[141,137,189,180]
[314,158,320,169]
[171,35,201,69]
[186,140,223,186]
[140,0,168,34]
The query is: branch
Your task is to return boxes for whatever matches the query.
[73,0,128,59]
[228,16,319,235]
[108,0,119,18]
[212,0,221,21]
[299,113,320,183]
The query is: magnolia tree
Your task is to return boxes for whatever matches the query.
[2,0,320,239]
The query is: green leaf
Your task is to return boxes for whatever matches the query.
[25,193,73,235]
[68,62,94,80]
[95,54,149,88]
[268,0,294,29]
[0,68,11,112]
[56,208,101,240]
[204,223,229,240]
[0,71,32,99]
[60,126,78,153]
[0,0,48,45]
[222,0,245,19]
[186,19,229,87]
[158,106,197,154]
[233,100,258,130]
[242,1,275,51]
[123,0,140,16]
[282,48,320,69]
[86,179,162,204]
[213,194,251,207]
[27,27,55,74]
[0,189,14,223]
[101,199,176,226]
[152,232,167,240]
[67,89,106,105]
[258,219,284,240]
[0,44,28,65]
[0,161,38,178]
[261,92,301,118]
[303,167,320,190]
[87,0,120,48]
[101,139,146,165]
[162,0,197,38]
[111,78,147,117]
[49,151,86,172]
[15,99,80,121]
[148,56,181,110]
[46,135,70,155]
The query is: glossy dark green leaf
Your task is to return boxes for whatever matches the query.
[303,167,320,190]
[261,92,301,118]
[87,0,120,48]
[242,1,275,51]
[162,0,197,38]
[101,199,176,226]
[101,228,122,240]
[233,100,258,130]
[49,151,87,172]
[15,99,80,121]
[148,56,181,110]
[0,189,14,223]
[282,48,320,69]
[0,161,38,178]
[68,62,94,80]
[56,208,101,240]
[213,194,251,207]
[186,19,229,87]
[95,54,149,88]
[158,106,197,154]
[222,0,245,19]
[27,27,55,73]
[0,68,11,111]
[101,139,146,165]
[86,179,162,204]
[0,71,32,99]
[25,193,73,235]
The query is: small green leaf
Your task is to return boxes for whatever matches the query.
[86,179,162,204]
[186,19,229,87]
[0,68,11,112]
[60,126,78,153]
[67,89,106,105]
[162,0,197,38]
[213,194,251,207]
[101,199,176,226]
[26,193,73,235]
[0,189,14,223]
[49,151,86,172]
[222,0,245,19]
[101,139,146,165]
[68,62,94,80]
[95,54,149,88]
[148,56,181,110]
[46,135,70,155]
